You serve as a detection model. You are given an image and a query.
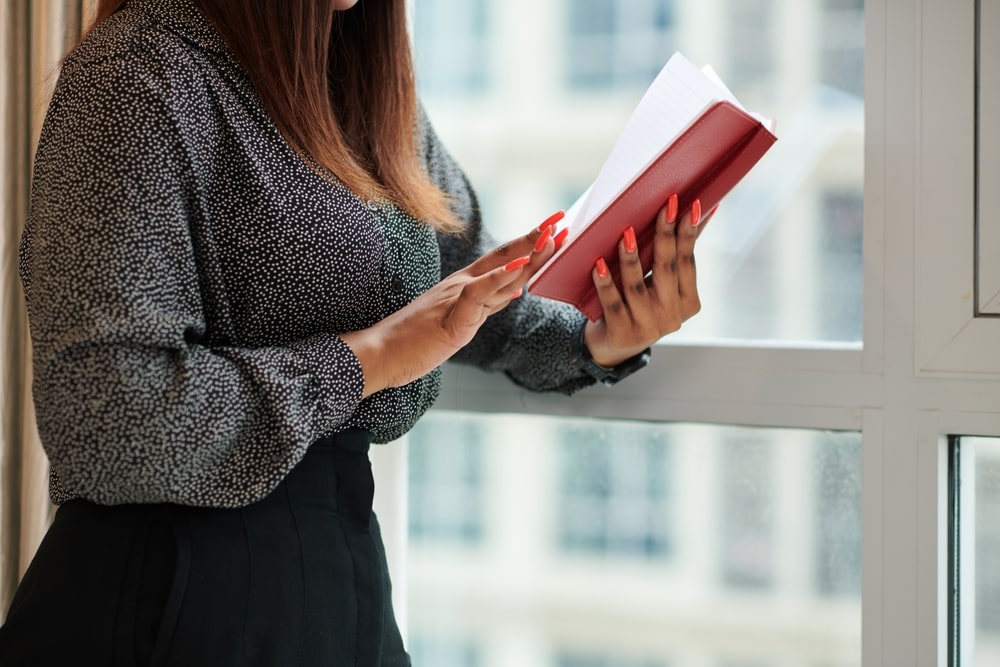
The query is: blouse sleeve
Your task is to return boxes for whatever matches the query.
[419,109,596,395]
[21,50,364,507]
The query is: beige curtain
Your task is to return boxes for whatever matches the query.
[1,0,94,617]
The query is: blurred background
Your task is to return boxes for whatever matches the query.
[402,1,868,666]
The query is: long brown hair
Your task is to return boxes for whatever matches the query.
[87,1,462,232]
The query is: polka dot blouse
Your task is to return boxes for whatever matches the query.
[21,0,595,508]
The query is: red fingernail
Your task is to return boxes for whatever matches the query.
[623,226,637,253]
[510,288,523,300]
[707,203,719,218]
[666,193,678,222]
[537,210,565,232]
[595,257,609,278]
[533,225,553,253]
[505,256,530,272]
[553,228,569,250]
[690,199,702,227]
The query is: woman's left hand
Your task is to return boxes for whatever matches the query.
[582,196,714,367]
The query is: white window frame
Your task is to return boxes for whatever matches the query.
[915,0,1000,371]
[976,0,1000,314]
[376,0,1000,664]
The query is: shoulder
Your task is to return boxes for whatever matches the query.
[55,4,230,123]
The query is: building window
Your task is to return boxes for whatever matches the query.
[820,0,865,98]
[725,0,776,91]
[555,652,666,667]
[408,634,481,667]
[408,417,485,544]
[720,437,775,588]
[814,435,862,596]
[818,190,864,342]
[556,423,672,558]
[412,0,490,95]
[566,0,677,90]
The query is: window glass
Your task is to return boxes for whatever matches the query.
[412,0,865,343]
[407,412,861,667]
[557,424,672,558]
[412,0,489,94]
[408,416,485,545]
[566,0,678,89]
[953,436,1000,667]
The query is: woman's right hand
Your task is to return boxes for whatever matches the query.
[340,213,563,398]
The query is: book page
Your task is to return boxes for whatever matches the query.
[568,53,748,238]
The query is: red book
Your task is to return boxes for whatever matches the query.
[528,53,778,321]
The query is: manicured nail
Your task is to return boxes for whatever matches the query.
[533,225,553,253]
[690,199,702,227]
[623,226,637,253]
[510,288,523,300]
[707,203,720,218]
[595,257,609,278]
[505,256,530,272]
[666,193,678,223]
[537,210,565,232]
[553,228,569,250]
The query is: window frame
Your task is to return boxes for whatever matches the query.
[914,0,1000,372]
[976,0,1000,315]
[374,0,1000,664]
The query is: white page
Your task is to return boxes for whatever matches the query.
[569,53,746,237]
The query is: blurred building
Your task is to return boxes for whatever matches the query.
[404,1,869,666]
[406,414,862,667]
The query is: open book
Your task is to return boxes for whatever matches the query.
[527,52,778,321]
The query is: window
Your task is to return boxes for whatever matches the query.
[408,634,481,667]
[821,0,865,98]
[977,0,1000,314]
[952,436,1000,667]
[417,0,864,344]
[388,2,1000,667]
[726,0,775,90]
[566,0,678,90]
[720,436,774,589]
[557,423,672,558]
[408,415,484,545]
[412,0,489,95]
[407,414,861,667]
[554,653,665,667]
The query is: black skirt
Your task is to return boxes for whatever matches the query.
[0,429,410,667]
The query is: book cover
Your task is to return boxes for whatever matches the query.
[528,52,778,322]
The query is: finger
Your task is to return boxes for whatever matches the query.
[468,210,565,276]
[591,256,631,329]
[674,200,702,320]
[648,202,683,331]
[448,257,532,325]
[616,225,656,329]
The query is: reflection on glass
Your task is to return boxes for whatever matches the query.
[955,437,1000,667]
[407,412,861,667]
[412,0,865,343]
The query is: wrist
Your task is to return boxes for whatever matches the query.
[571,321,651,386]
[340,327,388,398]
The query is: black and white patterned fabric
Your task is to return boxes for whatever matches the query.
[21,0,593,508]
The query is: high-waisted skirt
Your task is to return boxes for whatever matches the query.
[0,429,409,667]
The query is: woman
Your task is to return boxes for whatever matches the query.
[0,0,707,665]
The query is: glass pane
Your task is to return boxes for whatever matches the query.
[412,0,865,343]
[954,436,1000,666]
[407,412,861,667]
